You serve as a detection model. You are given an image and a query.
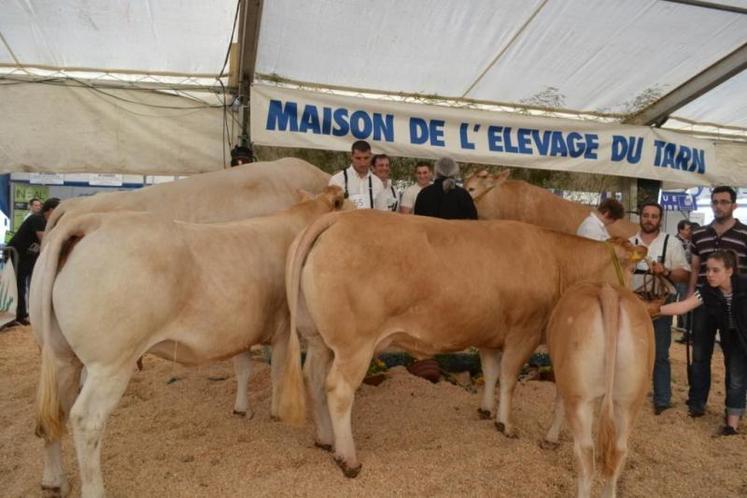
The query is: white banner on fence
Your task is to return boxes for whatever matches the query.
[251,84,723,185]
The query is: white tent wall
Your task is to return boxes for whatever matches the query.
[0,81,228,175]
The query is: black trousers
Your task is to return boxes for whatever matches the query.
[15,255,37,320]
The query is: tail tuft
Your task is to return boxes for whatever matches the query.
[35,346,65,441]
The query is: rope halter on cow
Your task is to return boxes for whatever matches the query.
[605,242,627,287]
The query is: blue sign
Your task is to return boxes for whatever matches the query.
[661,191,695,212]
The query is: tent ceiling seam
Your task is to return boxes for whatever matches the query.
[460,0,549,99]
[254,73,627,119]
[0,31,26,71]
[0,62,222,79]
[660,0,747,15]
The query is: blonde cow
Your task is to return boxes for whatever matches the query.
[542,282,654,498]
[464,170,638,239]
[37,158,330,419]
[33,188,345,497]
[278,211,646,477]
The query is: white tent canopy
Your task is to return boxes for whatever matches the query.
[1,0,746,181]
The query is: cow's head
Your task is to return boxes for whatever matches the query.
[319,185,351,211]
[608,237,648,270]
[464,169,510,200]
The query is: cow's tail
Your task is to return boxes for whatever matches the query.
[34,214,101,441]
[277,212,341,426]
[597,283,620,476]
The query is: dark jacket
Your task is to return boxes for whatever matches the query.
[413,178,478,220]
[700,274,747,353]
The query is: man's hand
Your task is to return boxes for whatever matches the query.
[649,260,668,276]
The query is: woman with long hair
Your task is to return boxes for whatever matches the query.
[652,250,747,435]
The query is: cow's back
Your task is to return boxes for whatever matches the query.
[301,212,617,353]
[47,158,330,229]
[547,282,653,397]
[473,179,637,238]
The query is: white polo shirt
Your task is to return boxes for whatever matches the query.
[400,183,428,210]
[629,231,691,292]
[576,212,610,241]
[329,166,388,210]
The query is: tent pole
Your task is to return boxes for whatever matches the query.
[237,0,264,152]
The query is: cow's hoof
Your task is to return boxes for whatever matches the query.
[41,485,66,498]
[270,415,280,422]
[539,439,560,450]
[315,441,333,452]
[477,408,492,420]
[233,410,255,420]
[334,456,362,478]
[495,421,518,438]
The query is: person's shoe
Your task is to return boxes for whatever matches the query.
[17,317,30,326]
[717,425,738,436]
[688,407,706,418]
[654,404,671,415]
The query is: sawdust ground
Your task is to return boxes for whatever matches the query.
[2,325,746,497]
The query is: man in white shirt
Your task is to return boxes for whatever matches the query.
[328,140,388,210]
[371,154,400,212]
[576,198,625,241]
[629,202,691,415]
[399,162,433,214]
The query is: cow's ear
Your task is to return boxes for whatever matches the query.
[296,189,313,202]
[493,169,510,184]
[477,170,489,178]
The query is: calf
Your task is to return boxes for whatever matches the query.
[542,282,654,498]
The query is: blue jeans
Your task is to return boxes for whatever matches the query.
[653,314,673,407]
[723,331,747,417]
[675,283,689,330]
[688,306,718,411]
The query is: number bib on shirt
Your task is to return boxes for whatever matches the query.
[348,193,369,209]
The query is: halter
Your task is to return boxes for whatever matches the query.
[471,182,498,202]
[605,242,627,287]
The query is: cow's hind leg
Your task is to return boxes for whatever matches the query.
[478,348,500,419]
[232,352,252,418]
[600,405,635,498]
[567,399,595,498]
[326,348,371,478]
[305,336,334,451]
[41,355,83,497]
[541,388,564,450]
[69,367,132,498]
[269,324,289,419]
[495,336,538,437]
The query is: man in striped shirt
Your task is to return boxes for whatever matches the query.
[687,186,747,417]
